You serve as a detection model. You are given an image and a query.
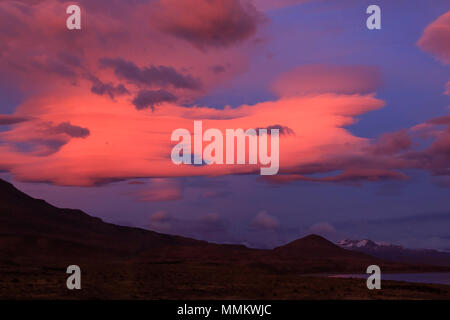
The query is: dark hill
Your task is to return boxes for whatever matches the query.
[0,178,203,258]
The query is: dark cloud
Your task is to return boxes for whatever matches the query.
[99,57,201,90]
[314,169,408,184]
[0,115,30,125]
[132,89,177,110]
[127,180,147,185]
[57,52,82,68]
[265,168,408,185]
[28,51,83,79]
[31,58,77,78]
[14,139,67,156]
[71,0,151,17]
[47,122,90,138]
[155,0,265,49]
[209,64,226,74]
[90,76,130,99]
[4,121,90,156]
[405,122,450,179]
[252,124,295,136]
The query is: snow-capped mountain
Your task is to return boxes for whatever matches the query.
[337,239,402,250]
[337,239,450,267]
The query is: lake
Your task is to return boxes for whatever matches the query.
[329,273,450,285]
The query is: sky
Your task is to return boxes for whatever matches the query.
[0,0,449,250]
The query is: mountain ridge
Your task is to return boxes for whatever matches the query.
[338,238,450,267]
[1,178,448,273]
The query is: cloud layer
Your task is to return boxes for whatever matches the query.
[0,2,448,192]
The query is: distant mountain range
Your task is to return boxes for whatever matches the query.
[338,239,450,267]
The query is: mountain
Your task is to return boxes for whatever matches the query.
[0,178,389,270]
[262,235,389,273]
[0,178,204,261]
[276,234,368,258]
[338,239,450,267]
[1,178,450,299]
[0,177,444,270]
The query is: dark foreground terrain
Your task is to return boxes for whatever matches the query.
[2,259,450,299]
[1,178,450,299]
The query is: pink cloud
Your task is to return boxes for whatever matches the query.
[148,211,172,232]
[1,1,448,190]
[150,211,172,223]
[134,179,183,202]
[417,11,450,65]
[0,89,385,185]
[309,222,336,236]
[252,211,280,230]
[0,0,258,105]
[370,129,412,156]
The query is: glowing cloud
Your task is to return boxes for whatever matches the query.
[417,11,450,65]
